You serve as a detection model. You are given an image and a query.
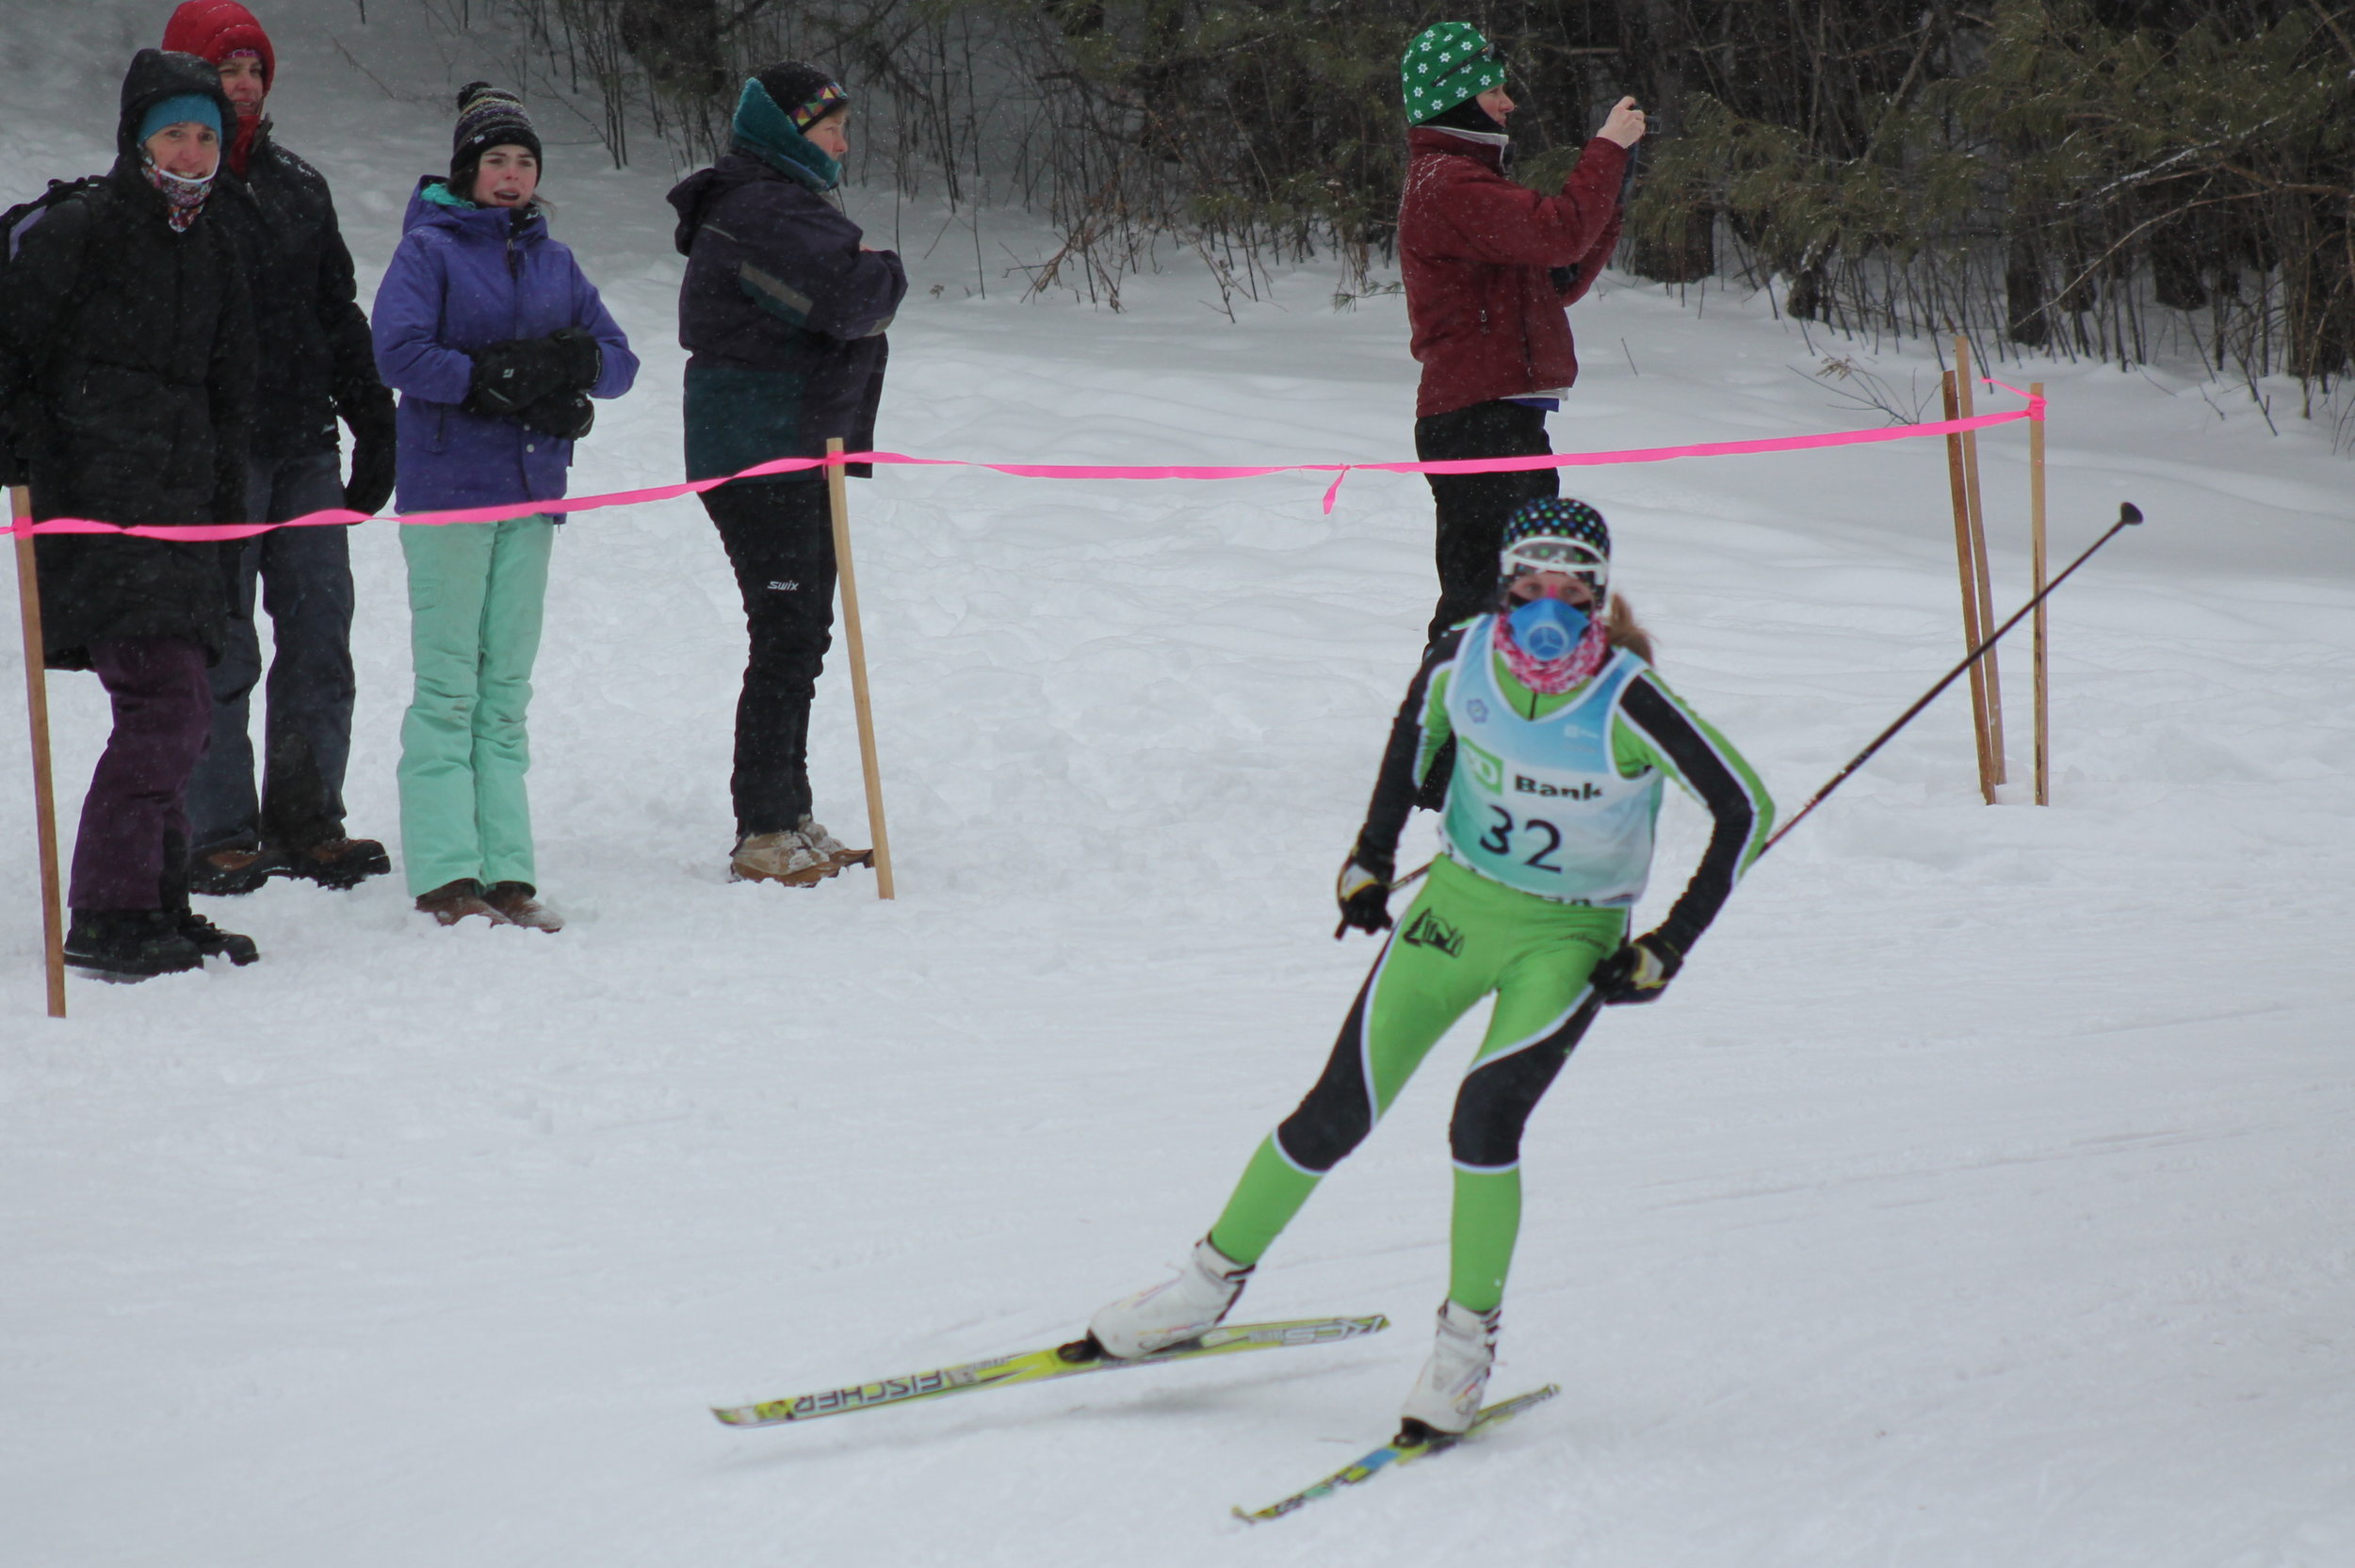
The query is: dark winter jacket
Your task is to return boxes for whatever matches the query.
[669,149,905,486]
[0,49,253,670]
[370,179,638,513]
[1398,127,1627,419]
[216,121,392,462]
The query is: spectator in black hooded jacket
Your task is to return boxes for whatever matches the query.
[668,61,905,888]
[0,48,261,980]
[164,0,398,897]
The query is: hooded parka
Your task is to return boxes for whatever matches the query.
[668,135,904,486]
[0,50,255,670]
[370,178,637,514]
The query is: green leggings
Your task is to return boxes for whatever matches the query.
[1209,857,1625,1314]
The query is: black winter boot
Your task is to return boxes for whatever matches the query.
[280,836,392,891]
[177,909,260,966]
[64,910,203,982]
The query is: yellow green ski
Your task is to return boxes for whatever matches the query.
[712,1315,1389,1429]
[1232,1383,1562,1524]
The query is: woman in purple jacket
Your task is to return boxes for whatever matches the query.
[370,83,637,931]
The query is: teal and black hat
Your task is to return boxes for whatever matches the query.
[1402,23,1505,125]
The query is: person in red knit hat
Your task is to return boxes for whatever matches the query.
[160,1,401,899]
[160,0,273,173]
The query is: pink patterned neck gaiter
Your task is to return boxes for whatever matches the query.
[1493,606,1610,695]
[143,160,214,232]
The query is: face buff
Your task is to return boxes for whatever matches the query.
[143,158,215,231]
[1494,590,1610,693]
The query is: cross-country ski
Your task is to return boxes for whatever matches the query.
[1232,1384,1563,1524]
[711,1315,1388,1428]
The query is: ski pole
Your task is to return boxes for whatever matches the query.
[1387,501,2143,891]
[1761,501,2142,854]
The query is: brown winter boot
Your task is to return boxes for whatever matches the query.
[729,828,839,886]
[414,879,512,927]
[483,881,563,932]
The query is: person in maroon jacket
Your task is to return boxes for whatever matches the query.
[1398,22,1647,643]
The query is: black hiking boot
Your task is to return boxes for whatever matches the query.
[280,836,392,891]
[176,909,260,966]
[63,910,203,982]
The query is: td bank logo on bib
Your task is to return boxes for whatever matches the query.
[1516,775,1600,800]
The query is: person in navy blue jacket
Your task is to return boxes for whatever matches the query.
[668,61,906,887]
[370,82,637,931]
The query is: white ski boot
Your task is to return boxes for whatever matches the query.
[1398,1299,1500,1437]
[1088,1237,1254,1359]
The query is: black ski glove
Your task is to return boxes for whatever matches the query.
[544,326,603,394]
[1591,931,1683,1006]
[512,390,593,442]
[338,396,398,515]
[1334,848,1395,940]
[463,337,572,418]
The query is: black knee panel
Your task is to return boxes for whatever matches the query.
[1448,1002,1595,1168]
[1274,984,1378,1173]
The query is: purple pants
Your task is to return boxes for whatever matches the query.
[69,638,213,912]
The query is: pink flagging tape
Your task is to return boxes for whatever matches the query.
[6,384,2041,540]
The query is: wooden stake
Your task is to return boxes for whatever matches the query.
[1952,335,2006,784]
[824,438,894,899]
[11,485,67,1016]
[1941,372,1999,804]
[2029,381,2050,805]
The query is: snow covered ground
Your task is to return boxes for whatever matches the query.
[5,3,2353,1563]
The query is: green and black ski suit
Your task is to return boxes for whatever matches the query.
[1206,615,1774,1313]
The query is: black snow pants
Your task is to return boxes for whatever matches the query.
[1415,399,1559,645]
[702,480,837,838]
[184,449,358,853]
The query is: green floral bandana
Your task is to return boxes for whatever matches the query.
[1402,22,1504,125]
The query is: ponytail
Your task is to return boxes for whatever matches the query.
[1605,594,1655,664]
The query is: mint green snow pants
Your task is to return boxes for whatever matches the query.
[397,517,554,897]
[1209,856,1627,1314]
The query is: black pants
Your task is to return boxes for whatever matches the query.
[703,480,836,838]
[1415,399,1558,644]
[184,449,358,852]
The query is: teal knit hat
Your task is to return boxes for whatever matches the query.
[1402,23,1504,125]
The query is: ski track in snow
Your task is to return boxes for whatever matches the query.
[4,4,2353,1564]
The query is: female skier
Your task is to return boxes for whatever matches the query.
[371,83,637,930]
[1088,498,1774,1439]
